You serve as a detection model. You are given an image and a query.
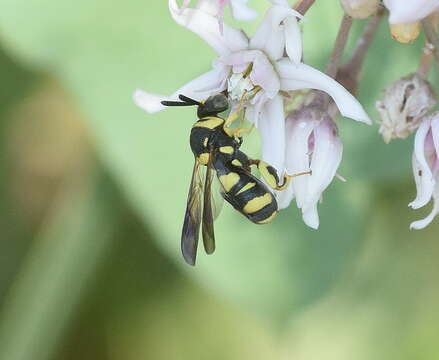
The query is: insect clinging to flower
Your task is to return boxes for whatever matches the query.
[162,93,310,265]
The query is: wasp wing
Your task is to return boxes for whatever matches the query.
[202,157,216,254]
[211,175,224,220]
[181,160,203,266]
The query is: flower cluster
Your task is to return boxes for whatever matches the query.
[134,0,370,229]
[135,0,439,230]
[370,1,439,228]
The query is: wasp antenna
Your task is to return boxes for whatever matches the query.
[178,94,201,105]
[161,100,194,107]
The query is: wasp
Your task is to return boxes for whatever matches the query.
[161,93,310,265]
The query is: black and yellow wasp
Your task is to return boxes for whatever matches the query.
[161,93,309,265]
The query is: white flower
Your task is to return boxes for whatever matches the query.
[277,106,342,229]
[384,0,439,24]
[409,112,439,230]
[134,1,370,175]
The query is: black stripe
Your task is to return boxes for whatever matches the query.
[246,202,277,223]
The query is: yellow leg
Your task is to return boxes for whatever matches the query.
[224,110,240,127]
[279,170,312,190]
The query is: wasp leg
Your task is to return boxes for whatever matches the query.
[234,124,254,137]
[249,159,311,190]
[225,124,255,139]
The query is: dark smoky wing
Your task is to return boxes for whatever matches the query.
[211,175,224,220]
[181,160,203,266]
[202,158,216,255]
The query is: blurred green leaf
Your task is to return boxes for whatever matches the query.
[0,0,428,322]
[0,173,119,360]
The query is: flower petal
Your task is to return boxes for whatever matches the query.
[284,112,316,209]
[284,15,302,64]
[250,5,303,62]
[409,117,435,209]
[276,181,295,209]
[304,116,342,210]
[258,95,286,172]
[133,65,229,113]
[195,0,223,15]
[229,0,258,21]
[302,204,319,229]
[277,59,371,124]
[169,0,248,56]
[410,183,439,229]
[431,113,439,157]
[384,0,439,24]
[244,92,266,126]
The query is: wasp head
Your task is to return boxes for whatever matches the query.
[197,94,229,118]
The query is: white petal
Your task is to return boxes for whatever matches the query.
[180,0,192,11]
[302,204,319,229]
[245,93,266,126]
[195,0,222,15]
[229,0,258,21]
[133,66,228,113]
[250,6,303,61]
[276,181,295,209]
[384,0,439,24]
[409,118,435,209]
[267,0,290,6]
[431,114,439,156]
[258,95,286,172]
[277,59,371,124]
[305,116,343,210]
[284,15,302,64]
[169,0,248,56]
[284,114,316,209]
[410,182,439,229]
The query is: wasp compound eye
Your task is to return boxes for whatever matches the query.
[210,94,229,112]
[197,94,229,118]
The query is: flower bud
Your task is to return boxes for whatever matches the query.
[340,0,380,19]
[277,105,342,229]
[389,22,421,43]
[376,73,436,143]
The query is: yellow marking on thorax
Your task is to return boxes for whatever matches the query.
[243,193,273,214]
[193,117,224,130]
[198,153,210,165]
[236,182,256,195]
[203,137,208,147]
[231,159,242,167]
[219,172,240,192]
[256,211,277,224]
[219,146,234,154]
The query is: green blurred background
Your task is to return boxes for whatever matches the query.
[0,1,439,359]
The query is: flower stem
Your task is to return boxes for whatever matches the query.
[337,10,383,95]
[293,0,316,15]
[422,17,439,65]
[418,42,433,79]
[326,14,353,78]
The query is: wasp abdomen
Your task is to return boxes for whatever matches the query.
[214,157,278,225]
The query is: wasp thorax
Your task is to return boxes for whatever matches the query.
[198,94,229,118]
[376,73,437,143]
